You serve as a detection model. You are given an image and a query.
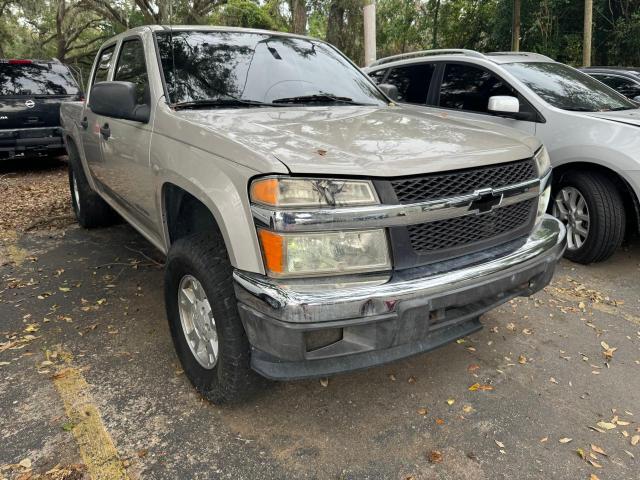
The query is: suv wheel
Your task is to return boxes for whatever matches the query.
[552,171,625,264]
[67,145,117,228]
[164,232,263,403]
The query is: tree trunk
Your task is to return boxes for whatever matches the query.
[326,2,345,50]
[289,0,307,35]
[583,0,593,66]
[511,0,520,51]
[431,0,440,49]
[56,0,67,61]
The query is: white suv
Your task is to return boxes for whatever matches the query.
[364,50,640,264]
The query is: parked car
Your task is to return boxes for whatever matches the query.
[581,67,640,102]
[0,58,82,160]
[364,50,640,264]
[60,27,565,403]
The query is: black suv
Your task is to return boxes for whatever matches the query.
[0,59,82,160]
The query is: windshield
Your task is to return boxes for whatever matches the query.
[0,63,80,96]
[502,62,637,112]
[156,31,387,106]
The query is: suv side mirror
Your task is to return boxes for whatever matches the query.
[488,95,520,114]
[89,81,150,123]
[378,83,399,102]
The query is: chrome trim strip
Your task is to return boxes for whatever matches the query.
[234,215,566,323]
[252,172,549,233]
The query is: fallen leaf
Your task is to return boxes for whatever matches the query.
[319,378,329,387]
[631,435,640,446]
[427,450,443,464]
[576,448,585,459]
[590,444,606,456]
[59,287,71,292]
[435,418,445,425]
[495,440,505,448]
[18,458,31,469]
[588,459,602,468]
[518,355,527,365]
[388,374,396,381]
[596,421,616,430]
[522,328,533,335]
[539,437,548,443]
[417,408,428,416]
[550,377,559,384]
[506,322,516,331]
[407,376,416,384]
[589,475,600,480]
[467,364,480,373]
[463,405,475,414]
[446,399,455,406]
[559,437,572,444]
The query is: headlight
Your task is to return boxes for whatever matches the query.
[250,177,378,208]
[534,146,551,176]
[258,229,391,277]
[536,185,551,223]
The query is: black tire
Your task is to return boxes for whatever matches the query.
[67,142,117,228]
[164,232,263,404]
[552,171,625,264]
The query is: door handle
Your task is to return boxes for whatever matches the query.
[99,123,111,139]
[80,117,88,130]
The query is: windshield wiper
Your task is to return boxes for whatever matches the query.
[272,93,367,105]
[172,98,277,110]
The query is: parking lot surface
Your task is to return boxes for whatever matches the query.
[1,160,639,480]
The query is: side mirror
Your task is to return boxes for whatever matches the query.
[378,83,399,102]
[89,81,150,123]
[488,95,520,114]
[633,95,640,104]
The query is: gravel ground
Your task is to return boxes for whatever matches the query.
[1,160,639,480]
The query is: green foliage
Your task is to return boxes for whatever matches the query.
[2,0,640,69]
[210,0,276,30]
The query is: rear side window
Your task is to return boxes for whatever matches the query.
[113,39,149,105]
[594,75,640,99]
[368,69,388,85]
[385,64,435,104]
[0,62,79,96]
[440,63,514,113]
[93,46,115,85]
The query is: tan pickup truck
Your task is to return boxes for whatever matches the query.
[60,25,566,403]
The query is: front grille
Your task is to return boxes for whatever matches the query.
[407,200,535,254]
[391,158,536,204]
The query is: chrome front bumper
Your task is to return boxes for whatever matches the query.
[233,215,566,380]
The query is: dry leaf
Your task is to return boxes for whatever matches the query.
[435,418,445,425]
[463,405,475,414]
[495,440,505,448]
[319,378,329,387]
[596,421,616,430]
[559,437,572,444]
[468,383,494,391]
[539,437,548,443]
[631,435,640,446]
[446,399,455,406]
[518,355,527,364]
[428,450,443,464]
[417,408,428,416]
[467,364,480,373]
[589,475,600,480]
[576,448,585,459]
[588,459,602,468]
[18,459,31,469]
[591,444,606,456]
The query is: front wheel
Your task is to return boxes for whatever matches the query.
[552,171,625,264]
[164,232,264,404]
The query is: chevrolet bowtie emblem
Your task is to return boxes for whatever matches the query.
[470,188,503,213]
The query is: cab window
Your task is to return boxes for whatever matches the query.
[439,63,514,113]
[385,63,435,104]
[113,38,149,105]
[593,74,640,100]
[92,45,115,85]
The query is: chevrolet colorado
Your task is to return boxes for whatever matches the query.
[60,26,566,403]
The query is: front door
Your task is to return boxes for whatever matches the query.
[98,37,155,231]
[435,62,537,136]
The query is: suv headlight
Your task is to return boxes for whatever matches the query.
[536,185,551,223]
[250,177,378,207]
[258,229,391,277]
[534,146,551,176]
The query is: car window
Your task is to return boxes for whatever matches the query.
[502,62,636,112]
[0,62,79,96]
[368,68,387,85]
[440,63,514,113]
[384,63,435,104]
[113,39,149,105]
[593,75,640,100]
[93,45,115,85]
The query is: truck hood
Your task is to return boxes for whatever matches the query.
[587,108,640,127]
[174,105,538,176]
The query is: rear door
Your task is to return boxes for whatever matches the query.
[83,44,115,183]
[435,62,537,135]
[98,36,155,229]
